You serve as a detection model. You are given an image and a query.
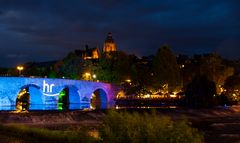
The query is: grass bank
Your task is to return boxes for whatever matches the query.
[0,110,204,143]
[0,125,97,143]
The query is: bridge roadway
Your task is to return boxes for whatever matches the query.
[0,77,119,110]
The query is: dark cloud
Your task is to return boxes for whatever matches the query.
[0,0,239,67]
[0,10,3,15]
[216,38,240,59]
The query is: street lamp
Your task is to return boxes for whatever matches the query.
[17,66,24,76]
[92,74,96,80]
[85,72,91,80]
[125,79,131,83]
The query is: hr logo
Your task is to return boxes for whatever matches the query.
[42,80,58,96]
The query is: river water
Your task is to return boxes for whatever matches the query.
[0,103,90,111]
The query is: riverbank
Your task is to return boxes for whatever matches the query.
[1,106,240,143]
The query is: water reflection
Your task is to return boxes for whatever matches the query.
[115,105,178,110]
[0,104,179,111]
[0,103,90,111]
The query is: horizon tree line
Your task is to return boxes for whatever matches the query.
[2,44,240,107]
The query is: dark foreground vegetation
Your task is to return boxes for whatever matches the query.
[0,110,203,143]
[0,124,97,143]
[100,110,203,143]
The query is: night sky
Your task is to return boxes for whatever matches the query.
[0,0,239,67]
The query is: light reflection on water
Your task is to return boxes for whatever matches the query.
[0,103,90,111]
[115,105,178,110]
[0,104,178,111]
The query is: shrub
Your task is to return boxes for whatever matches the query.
[99,110,204,143]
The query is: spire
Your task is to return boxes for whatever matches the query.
[105,32,114,43]
[108,32,112,37]
[103,32,117,52]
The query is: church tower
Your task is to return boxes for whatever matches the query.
[103,32,117,53]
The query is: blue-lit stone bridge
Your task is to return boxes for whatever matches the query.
[0,77,120,110]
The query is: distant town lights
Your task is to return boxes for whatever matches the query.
[170,94,177,98]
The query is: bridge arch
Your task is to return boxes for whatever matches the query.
[91,88,108,109]
[17,84,42,111]
[20,84,40,90]
[58,85,81,110]
[16,88,30,111]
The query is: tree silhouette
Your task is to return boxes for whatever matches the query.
[152,45,181,91]
[223,75,240,104]
[185,75,216,108]
[96,51,132,83]
[57,52,85,79]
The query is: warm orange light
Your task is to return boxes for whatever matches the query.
[170,94,177,98]
[84,72,92,81]
[17,66,24,76]
[85,72,91,76]
[17,66,24,71]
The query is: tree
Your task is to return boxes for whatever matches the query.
[96,51,132,84]
[128,55,155,96]
[223,75,240,104]
[199,54,234,94]
[181,54,234,94]
[185,75,216,108]
[152,45,181,91]
[56,52,85,79]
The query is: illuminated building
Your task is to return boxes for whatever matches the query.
[74,33,117,60]
[75,45,100,60]
[103,32,117,53]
